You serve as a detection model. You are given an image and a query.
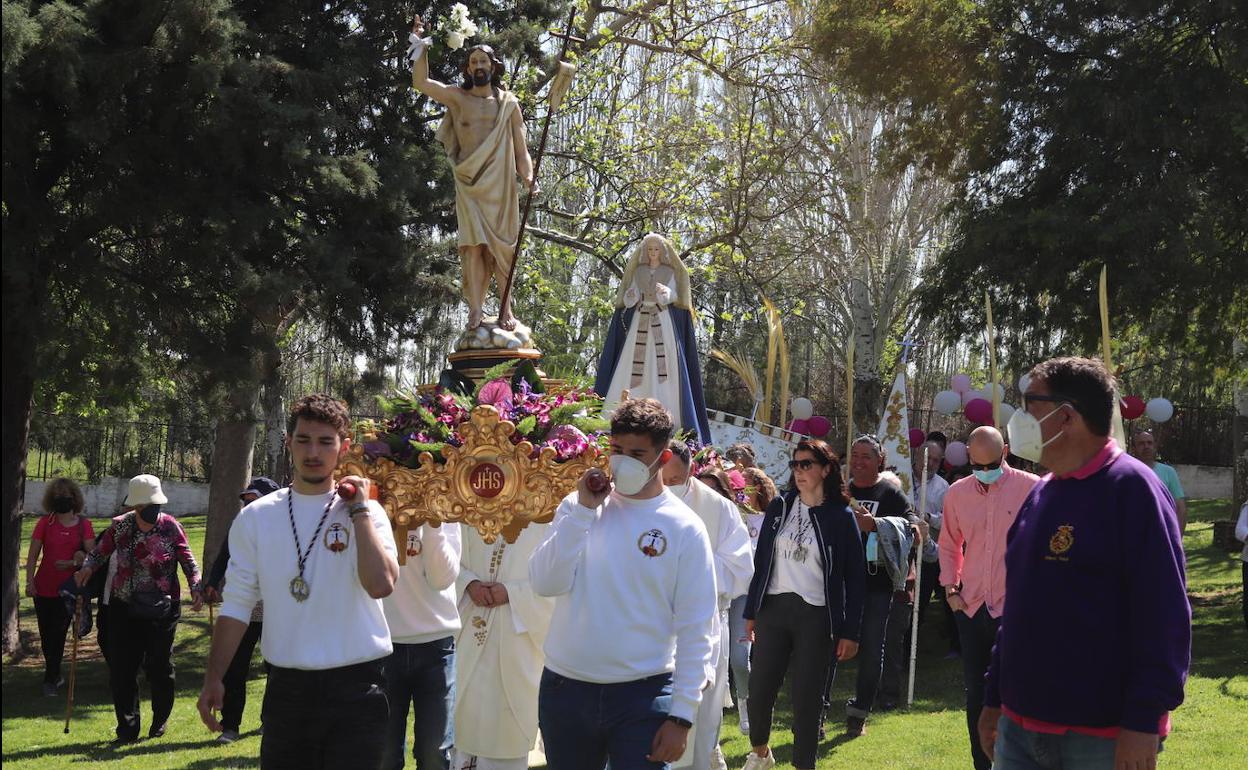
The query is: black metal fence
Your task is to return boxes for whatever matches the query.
[25,413,216,483]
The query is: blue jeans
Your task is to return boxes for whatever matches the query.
[381,638,455,770]
[993,715,1117,769]
[728,594,750,701]
[538,669,672,770]
[844,588,894,720]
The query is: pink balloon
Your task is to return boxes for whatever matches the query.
[965,398,994,425]
[946,441,969,467]
[961,388,984,406]
[808,415,831,436]
[790,418,811,435]
[951,374,972,394]
[909,428,926,448]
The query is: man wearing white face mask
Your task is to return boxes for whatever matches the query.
[530,398,718,770]
[981,357,1190,770]
[661,441,754,770]
[939,426,1038,770]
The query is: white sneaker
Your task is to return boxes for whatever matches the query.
[738,697,750,735]
[742,750,775,770]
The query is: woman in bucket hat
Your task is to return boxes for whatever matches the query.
[75,474,203,744]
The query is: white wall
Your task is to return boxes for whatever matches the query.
[23,477,211,518]
[1173,464,1233,500]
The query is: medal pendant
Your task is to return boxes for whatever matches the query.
[793,546,808,563]
[290,575,311,602]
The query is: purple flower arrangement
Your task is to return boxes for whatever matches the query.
[360,376,609,469]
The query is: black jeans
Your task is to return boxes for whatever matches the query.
[33,596,70,685]
[845,588,893,719]
[878,592,913,706]
[107,600,177,739]
[954,605,1000,770]
[261,659,389,770]
[747,593,835,769]
[221,620,264,732]
[917,559,960,653]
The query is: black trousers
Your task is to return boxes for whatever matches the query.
[107,601,177,739]
[33,596,70,685]
[261,659,389,770]
[222,620,264,731]
[954,605,1000,770]
[916,559,960,653]
[747,592,835,769]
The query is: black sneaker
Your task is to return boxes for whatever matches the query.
[148,723,167,739]
[42,682,58,697]
[846,716,867,737]
[110,735,139,747]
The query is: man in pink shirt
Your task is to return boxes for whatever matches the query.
[939,426,1039,770]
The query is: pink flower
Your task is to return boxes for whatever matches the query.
[726,470,747,491]
[477,378,514,410]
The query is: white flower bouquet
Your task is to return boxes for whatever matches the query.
[408,3,480,61]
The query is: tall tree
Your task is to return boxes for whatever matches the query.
[812,0,1247,376]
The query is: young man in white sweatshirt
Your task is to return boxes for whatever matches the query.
[197,394,399,769]
[380,520,463,770]
[530,398,719,770]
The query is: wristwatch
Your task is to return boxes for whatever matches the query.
[348,502,371,519]
[665,715,693,729]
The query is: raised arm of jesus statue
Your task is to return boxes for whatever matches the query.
[410,15,535,332]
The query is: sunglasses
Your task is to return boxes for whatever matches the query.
[969,460,1002,471]
[788,459,824,470]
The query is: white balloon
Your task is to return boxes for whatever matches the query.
[1018,373,1032,393]
[1145,398,1174,423]
[946,441,969,467]
[934,390,961,416]
[791,397,814,420]
[989,383,1006,401]
[999,403,1016,423]
[961,388,985,407]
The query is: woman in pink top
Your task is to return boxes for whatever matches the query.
[24,478,95,696]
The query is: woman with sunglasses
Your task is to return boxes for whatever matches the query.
[739,439,865,770]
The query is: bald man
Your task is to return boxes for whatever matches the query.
[1131,431,1187,531]
[939,427,1039,770]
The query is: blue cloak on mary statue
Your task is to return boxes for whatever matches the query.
[594,233,712,443]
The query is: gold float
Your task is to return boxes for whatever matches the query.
[339,404,606,564]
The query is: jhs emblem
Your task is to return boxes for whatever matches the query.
[324,523,349,553]
[406,532,423,557]
[637,529,668,558]
[1048,524,1074,558]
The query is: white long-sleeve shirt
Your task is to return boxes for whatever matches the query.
[221,488,397,670]
[530,489,718,722]
[674,479,754,605]
[383,522,463,644]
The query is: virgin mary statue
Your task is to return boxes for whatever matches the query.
[594,233,712,443]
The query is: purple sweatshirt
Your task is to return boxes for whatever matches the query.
[984,444,1190,734]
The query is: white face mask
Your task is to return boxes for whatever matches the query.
[1007,404,1067,463]
[610,453,662,496]
[667,480,690,498]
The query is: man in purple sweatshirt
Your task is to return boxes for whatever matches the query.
[982,356,1190,770]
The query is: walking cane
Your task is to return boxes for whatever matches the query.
[63,595,83,734]
[208,599,215,637]
[906,447,929,709]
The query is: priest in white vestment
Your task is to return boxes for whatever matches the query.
[452,521,556,770]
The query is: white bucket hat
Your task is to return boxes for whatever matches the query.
[125,474,168,506]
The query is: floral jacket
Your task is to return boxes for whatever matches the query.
[85,512,201,604]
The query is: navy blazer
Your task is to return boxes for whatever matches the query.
[743,491,867,642]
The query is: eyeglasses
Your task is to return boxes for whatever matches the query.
[969,460,1002,471]
[788,459,823,470]
[1023,393,1078,409]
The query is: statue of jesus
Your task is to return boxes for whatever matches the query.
[410,15,534,332]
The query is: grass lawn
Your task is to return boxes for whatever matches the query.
[3,501,1246,768]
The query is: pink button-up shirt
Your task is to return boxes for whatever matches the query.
[939,462,1040,618]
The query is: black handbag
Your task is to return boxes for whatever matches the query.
[127,590,175,620]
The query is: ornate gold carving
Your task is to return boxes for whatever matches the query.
[339,405,606,563]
